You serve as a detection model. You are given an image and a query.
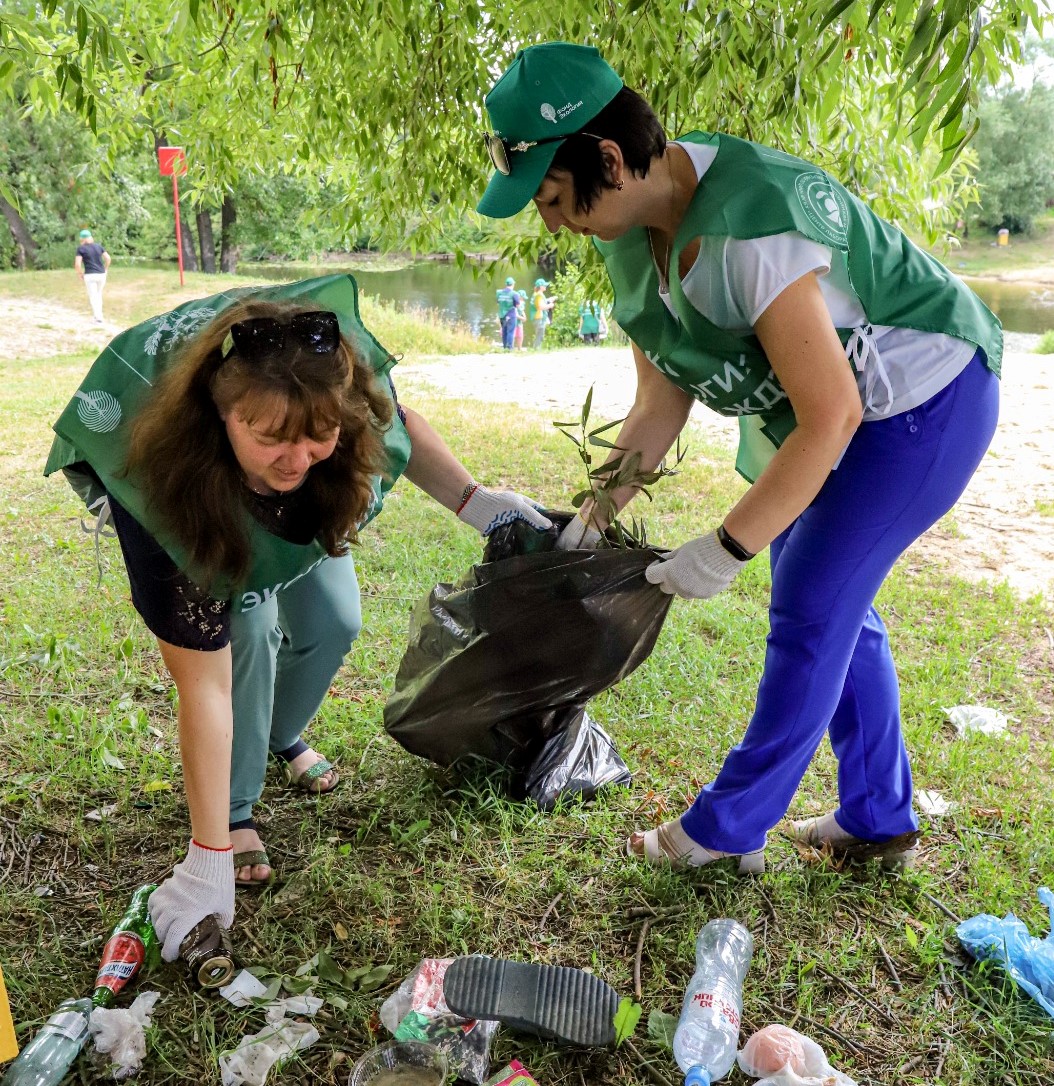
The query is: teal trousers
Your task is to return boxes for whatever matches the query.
[228,554,361,823]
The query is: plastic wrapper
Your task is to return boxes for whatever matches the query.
[218,1017,320,1086]
[383,514,670,801]
[89,991,161,1080]
[523,709,632,809]
[957,886,1054,1018]
[737,1023,858,1085]
[380,958,498,1084]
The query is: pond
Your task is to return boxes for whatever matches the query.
[154,257,1054,336]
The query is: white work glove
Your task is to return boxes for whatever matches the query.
[555,511,604,551]
[457,483,553,537]
[148,841,235,963]
[644,529,748,599]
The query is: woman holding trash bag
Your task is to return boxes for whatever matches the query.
[45,277,550,961]
[476,44,1000,872]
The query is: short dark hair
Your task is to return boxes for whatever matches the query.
[548,86,667,213]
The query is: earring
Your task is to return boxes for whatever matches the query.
[615,179,624,191]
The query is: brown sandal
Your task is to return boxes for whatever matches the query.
[233,848,272,888]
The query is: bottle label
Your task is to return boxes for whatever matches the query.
[43,1011,88,1042]
[94,932,146,996]
[689,990,740,1030]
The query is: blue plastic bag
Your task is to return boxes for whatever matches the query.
[957,887,1054,1018]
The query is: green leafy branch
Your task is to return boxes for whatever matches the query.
[553,385,686,549]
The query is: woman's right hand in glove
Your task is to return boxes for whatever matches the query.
[148,841,235,962]
[554,510,605,551]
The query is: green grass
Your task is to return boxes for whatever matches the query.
[928,213,1054,279]
[2,273,1054,1085]
[1035,331,1054,355]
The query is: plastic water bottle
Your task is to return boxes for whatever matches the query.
[1,998,92,1086]
[672,919,754,1086]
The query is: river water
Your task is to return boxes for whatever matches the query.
[230,259,1054,336]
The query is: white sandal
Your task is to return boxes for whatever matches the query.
[789,811,920,868]
[626,818,766,875]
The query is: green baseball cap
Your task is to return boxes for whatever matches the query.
[505,276,515,285]
[478,42,623,219]
[78,229,93,238]
[534,278,549,288]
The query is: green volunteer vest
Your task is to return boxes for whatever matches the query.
[597,132,1002,481]
[44,274,412,610]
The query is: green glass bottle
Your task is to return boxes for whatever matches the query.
[91,884,159,1008]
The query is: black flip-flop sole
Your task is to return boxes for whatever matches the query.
[444,956,618,1047]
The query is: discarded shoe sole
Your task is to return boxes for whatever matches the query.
[444,955,618,1047]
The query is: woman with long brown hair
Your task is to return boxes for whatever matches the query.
[47,282,550,960]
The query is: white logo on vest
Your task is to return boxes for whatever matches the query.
[74,389,122,433]
[540,103,558,123]
[143,305,219,357]
[795,174,850,247]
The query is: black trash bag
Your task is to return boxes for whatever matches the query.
[383,513,672,785]
[523,709,633,810]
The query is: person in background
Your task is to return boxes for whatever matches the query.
[496,275,519,350]
[514,290,528,350]
[477,42,1001,875]
[47,290,551,962]
[75,228,111,324]
[530,278,555,348]
[578,300,602,344]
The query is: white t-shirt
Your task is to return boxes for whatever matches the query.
[657,140,975,420]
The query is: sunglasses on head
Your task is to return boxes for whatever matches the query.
[224,311,341,361]
[485,130,602,176]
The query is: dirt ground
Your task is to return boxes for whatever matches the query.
[10,293,1053,603]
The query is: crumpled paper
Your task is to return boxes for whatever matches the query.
[737,1024,858,1086]
[944,704,1010,737]
[916,789,955,817]
[218,970,323,1022]
[89,991,161,1080]
[218,1018,320,1086]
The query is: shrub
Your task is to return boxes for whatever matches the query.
[1035,330,1054,354]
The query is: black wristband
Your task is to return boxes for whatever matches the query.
[717,524,755,562]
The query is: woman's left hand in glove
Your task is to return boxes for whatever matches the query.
[457,484,552,536]
[644,528,749,599]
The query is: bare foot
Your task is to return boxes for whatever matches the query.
[287,747,339,793]
[230,825,271,885]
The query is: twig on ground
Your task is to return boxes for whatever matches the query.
[633,919,652,1001]
[815,965,898,1028]
[920,890,962,924]
[876,938,902,991]
[624,1039,674,1086]
[538,892,563,931]
[625,904,687,920]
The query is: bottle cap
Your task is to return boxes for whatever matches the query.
[684,1067,711,1086]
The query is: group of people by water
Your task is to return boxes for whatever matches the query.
[495,274,609,349]
[48,41,1002,958]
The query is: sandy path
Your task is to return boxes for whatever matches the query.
[10,294,1052,602]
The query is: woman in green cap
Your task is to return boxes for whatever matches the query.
[478,43,1000,873]
[47,282,550,960]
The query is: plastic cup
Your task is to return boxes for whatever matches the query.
[348,1041,449,1086]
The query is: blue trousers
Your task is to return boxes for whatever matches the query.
[500,310,517,350]
[228,554,361,822]
[681,352,1000,853]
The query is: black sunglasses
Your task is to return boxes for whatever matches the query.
[485,131,602,176]
[225,311,341,360]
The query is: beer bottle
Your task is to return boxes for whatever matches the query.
[92,884,159,1008]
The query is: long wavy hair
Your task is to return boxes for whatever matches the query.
[126,298,394,589]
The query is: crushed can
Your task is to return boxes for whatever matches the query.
[179,915,235,988]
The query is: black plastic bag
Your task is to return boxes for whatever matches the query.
[383,515,671,783]
[523,709,633,810]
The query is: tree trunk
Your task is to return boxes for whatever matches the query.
[0,194,40,269]
[197,208,216,273]
[178,207,198,273]
[220,196,239,274]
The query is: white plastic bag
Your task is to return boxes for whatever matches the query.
[737,1024,858,1086]
[89,991,161,1080]
[218,1018,320,1086]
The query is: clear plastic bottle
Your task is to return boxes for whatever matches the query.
[1,997,92,1086]
[672,919,754,1086]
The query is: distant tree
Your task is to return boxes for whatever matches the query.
[972,85,1054,232]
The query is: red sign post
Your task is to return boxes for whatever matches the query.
[157,147,188,286]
